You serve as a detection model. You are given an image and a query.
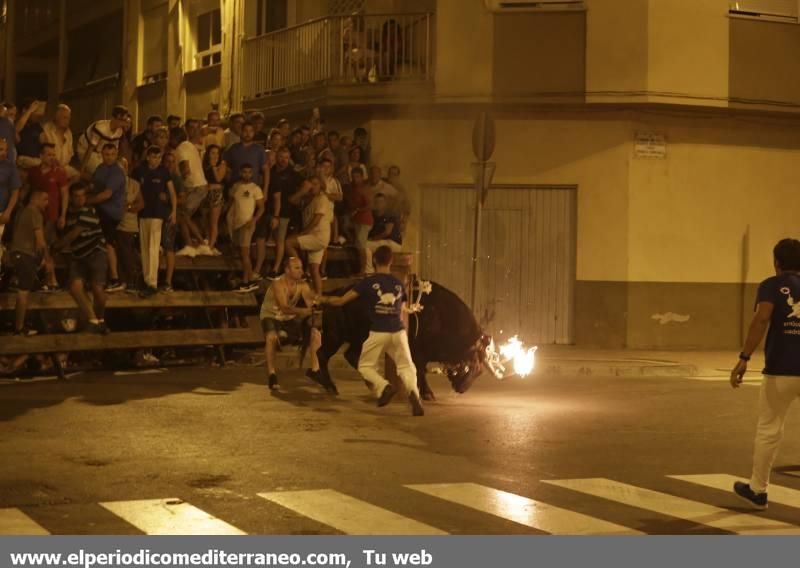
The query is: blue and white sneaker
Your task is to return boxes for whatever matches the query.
[733,481,768,511]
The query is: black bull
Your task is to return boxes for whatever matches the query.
[312,281,492,399]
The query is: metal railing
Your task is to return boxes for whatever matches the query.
[241,13,432,100]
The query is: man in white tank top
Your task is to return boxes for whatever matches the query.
[261,256,321,390]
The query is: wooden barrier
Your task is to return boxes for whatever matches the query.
[0,291,258,311]
[0,316,263,356]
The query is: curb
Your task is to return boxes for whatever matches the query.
[533,360,699,378]
[266,352,700,378]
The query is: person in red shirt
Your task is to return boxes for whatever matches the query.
[27,142,68,290]
[346,167,373,276]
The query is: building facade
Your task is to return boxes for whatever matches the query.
[3,0,800,349]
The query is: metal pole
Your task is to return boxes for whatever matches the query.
[470,162,485,312]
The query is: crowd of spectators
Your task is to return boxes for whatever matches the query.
[0,100,410,335]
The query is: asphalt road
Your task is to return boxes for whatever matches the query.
[1,362,799,535]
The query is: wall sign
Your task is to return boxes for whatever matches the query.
[635,132,667,159]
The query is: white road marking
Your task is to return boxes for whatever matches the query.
[0,508,49,535]
[671,474,800,508]
[100,498,245,535]
[406,482,642,535]
[544,478,800,534]
[259,489,448,535]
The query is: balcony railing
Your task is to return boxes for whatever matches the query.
[241,13,432,101]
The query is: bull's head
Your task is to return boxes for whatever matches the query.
[446,334,493,393]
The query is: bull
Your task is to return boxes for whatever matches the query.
[311,278,497,399]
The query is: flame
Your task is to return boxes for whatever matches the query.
[485,335,538,379]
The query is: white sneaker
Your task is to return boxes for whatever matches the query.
[176,246,198,257]
[337,235,347,245]
[209,247,223,256]
[195,244,214,256]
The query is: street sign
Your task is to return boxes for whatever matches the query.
[634,132,667,159]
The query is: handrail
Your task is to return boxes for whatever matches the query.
[241,12,433,101]
[241,13,434,43]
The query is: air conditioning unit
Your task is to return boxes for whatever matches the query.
[484,0,586,12]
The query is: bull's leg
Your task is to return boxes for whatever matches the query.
[313,337,343,395]
[415,358,435,401]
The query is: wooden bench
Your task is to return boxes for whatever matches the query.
[171,246,359,274]
[0,291,258,311]
[0,316,263,356]
[0,289,264,379]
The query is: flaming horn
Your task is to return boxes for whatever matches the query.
[484,336,537,379]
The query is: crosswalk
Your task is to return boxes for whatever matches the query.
[2,473,799,535]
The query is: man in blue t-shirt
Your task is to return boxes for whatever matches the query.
[730,238,800,510]
[131,146,177,297]
[0,138,21,271]
[89,144,127,292]
[223,121,268,187]
[320,245,424,416]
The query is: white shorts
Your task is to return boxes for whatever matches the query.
[297,233,328,265]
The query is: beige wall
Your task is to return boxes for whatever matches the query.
[293,0,329,25]
[646,0,729,106]
[628,115,800,284]
[371,110,800,283]
[366,0,435,13]
[585,0,648,99]
[434,0,493,99]
[367,113,632,283]
[185,66,221,120]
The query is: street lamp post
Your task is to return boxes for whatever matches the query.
[470,112,496,312]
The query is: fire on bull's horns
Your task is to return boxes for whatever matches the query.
[485,336,538,379]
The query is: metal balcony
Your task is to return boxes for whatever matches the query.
[241,12,433,102]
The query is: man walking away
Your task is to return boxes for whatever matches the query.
[731,238,800,510]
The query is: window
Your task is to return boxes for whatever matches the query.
[196,8,222,68]
[256,0,288,36]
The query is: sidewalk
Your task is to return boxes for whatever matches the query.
[532,346,760,379]
[265,345,760,379]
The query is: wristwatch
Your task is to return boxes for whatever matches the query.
[739,352,751,361]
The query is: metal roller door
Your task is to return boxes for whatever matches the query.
[420,185,576,345]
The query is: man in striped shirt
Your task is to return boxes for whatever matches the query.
[54,181,110,334]
[77,106,129,176]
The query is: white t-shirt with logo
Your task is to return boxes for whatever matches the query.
[227,181,264,231]
[175,141,208,189]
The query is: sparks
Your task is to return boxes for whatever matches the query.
[485,335,538,379]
